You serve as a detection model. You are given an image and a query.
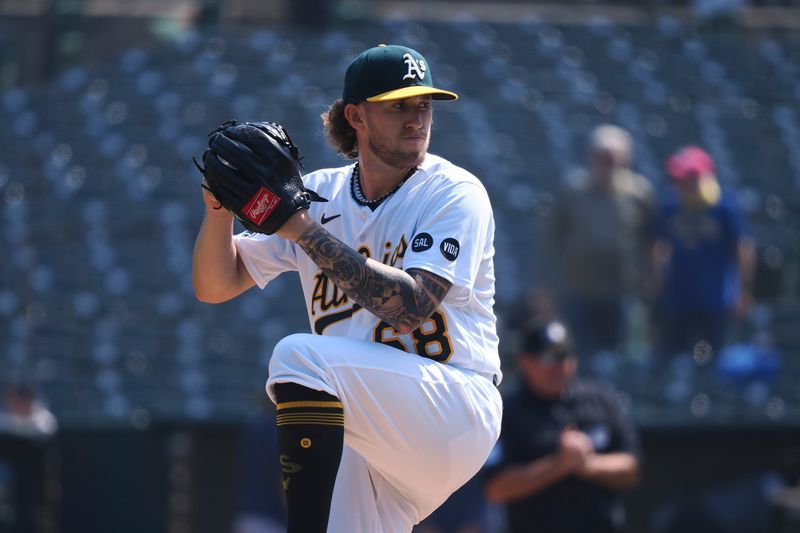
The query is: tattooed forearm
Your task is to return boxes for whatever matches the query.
[296,225,452,333]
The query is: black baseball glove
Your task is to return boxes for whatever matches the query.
[194,119,326,235]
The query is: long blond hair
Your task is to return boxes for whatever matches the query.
[321,99,358,159]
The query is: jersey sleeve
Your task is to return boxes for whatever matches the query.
[233,231,298,289]
[402,180,494,297]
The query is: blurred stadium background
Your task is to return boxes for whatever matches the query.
[0,0,799,532]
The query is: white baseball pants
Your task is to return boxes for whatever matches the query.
[266,333,502,533]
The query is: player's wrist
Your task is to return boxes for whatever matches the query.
[277,209,317,241]
[204,204,233,220]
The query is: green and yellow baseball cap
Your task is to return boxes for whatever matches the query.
[343,44,458,103]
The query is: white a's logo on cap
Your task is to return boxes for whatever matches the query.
[402,53,426,81]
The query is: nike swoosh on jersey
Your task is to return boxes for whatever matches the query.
[321,213,341,224]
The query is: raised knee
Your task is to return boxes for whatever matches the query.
[272,332,310,357]
[266,333,336,403]
[270,333,315,370]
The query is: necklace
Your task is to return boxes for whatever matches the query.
[350,162,417,210]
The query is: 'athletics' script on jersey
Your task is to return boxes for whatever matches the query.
[311,236,407,332]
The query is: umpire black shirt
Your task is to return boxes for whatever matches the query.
[484,379,641,533]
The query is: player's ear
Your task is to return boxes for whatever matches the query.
[344,103,365,130]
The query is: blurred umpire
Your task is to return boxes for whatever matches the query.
[482,321,641,533]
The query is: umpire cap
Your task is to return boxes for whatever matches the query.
[520,321,574,361]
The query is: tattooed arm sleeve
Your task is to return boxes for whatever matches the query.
[296,224,451,334]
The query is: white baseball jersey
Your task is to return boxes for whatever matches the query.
[234,153,502,385]
[234,153,503,531]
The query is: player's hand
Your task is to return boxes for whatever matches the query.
[557,428,593,473]
[201,179,227,214]
[194,120,326,235]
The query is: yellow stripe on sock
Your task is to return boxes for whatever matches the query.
[277,420,345,427]
[276,416,344,422]
[276,400,343,410]
[275,415,344,426]
[277,412,345,419]
[277,419,344,426]
[277,415,345,425]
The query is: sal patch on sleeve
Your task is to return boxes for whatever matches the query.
[411,232,434,252]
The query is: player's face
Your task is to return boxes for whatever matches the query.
[361,96,433,169]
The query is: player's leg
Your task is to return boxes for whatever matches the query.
[271,381,343,533]
[326,444,418,533]
[267,333,502,529]
[336,360,501,521]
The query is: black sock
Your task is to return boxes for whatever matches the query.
[274,382,344,533]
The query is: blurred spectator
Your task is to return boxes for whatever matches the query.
[0,383,57,439]
[232,406,286,533]
[546,124,656,358]
[0,383,57,533]
[413,474,489,533]
[652,146,755,362]
[482,321,641,533]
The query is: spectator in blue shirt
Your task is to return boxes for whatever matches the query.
[653,146,755,361]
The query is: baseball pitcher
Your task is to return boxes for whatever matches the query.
[192,44,502,533]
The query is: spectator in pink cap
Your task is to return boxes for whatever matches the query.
[665,146,720,208]
[652,145,756,363]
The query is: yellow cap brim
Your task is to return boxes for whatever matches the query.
[366,85,458,102]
